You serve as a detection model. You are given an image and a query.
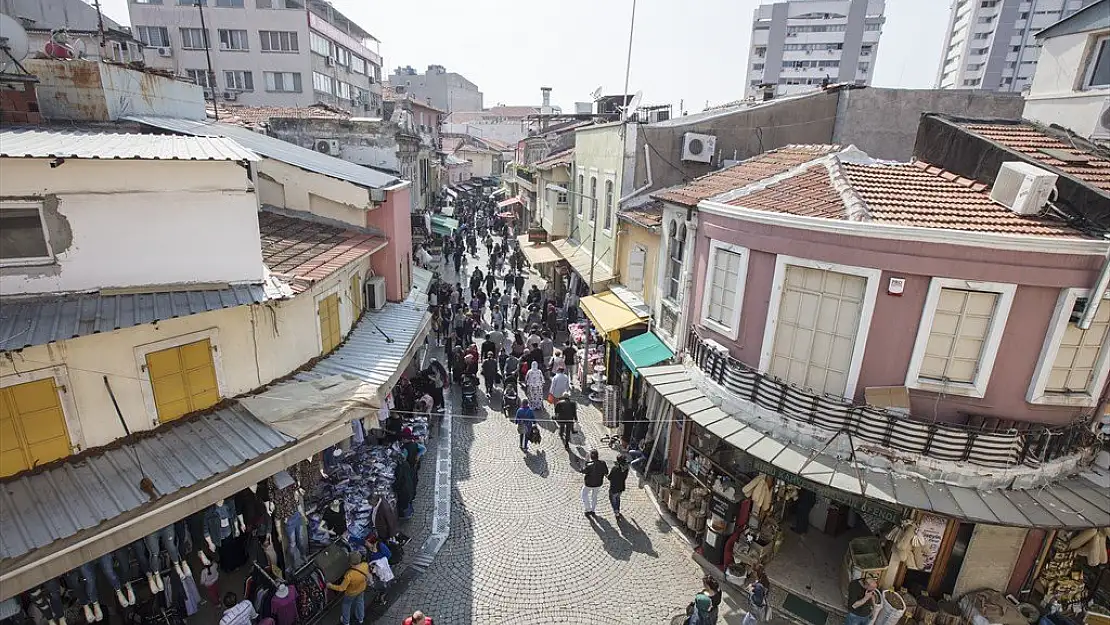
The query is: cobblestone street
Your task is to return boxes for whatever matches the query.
[380,235,706,624]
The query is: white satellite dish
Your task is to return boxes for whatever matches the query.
[0,14,31,74]
[621,90,643,121]
[590,86,602,100]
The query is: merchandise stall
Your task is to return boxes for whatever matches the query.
[1028,529,1110,625]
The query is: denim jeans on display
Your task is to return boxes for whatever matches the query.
[340,592,365,625]
[285,512,307,571]
[63,563,98,606]
[98,553,121,590]
[144,524,181,566]
[41,579,64,619]
[133,539,154,575]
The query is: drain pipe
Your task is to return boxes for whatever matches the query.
[619,142,655,203]
[1079,246,1110,330]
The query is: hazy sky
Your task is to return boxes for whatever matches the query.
[96,0,953,113]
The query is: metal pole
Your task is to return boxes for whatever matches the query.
[91,0,107,51]
[196,0,218,120]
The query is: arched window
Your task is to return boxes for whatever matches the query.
[666,220,686,300]
[577,174,585,215]
[589,176,598,222]
[603,180,614,230]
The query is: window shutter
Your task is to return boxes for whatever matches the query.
[627,247,646,293]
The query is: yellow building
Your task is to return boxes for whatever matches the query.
[614,197,664,310]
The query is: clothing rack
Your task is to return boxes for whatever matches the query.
[251,561,280,588]
[292,536,345,579]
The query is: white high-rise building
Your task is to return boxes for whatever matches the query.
[745,0,886,99]
[935,0,1096,92]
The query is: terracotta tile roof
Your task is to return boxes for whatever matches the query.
[258,211,386,294]
[722,156,1087,238]
[535,148,573,170]
[211,104,350,129]
[618,199,665,228]
[652,145,841,207]
[958,122,1110,193]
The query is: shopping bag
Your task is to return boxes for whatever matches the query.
[529,425,542,444]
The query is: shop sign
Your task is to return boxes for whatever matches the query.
[528,227,549,243]
[914,513,948,572]
[749,458,906,525]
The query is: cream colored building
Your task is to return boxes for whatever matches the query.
[534,148,573,239]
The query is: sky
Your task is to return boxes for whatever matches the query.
[96,0,953,113]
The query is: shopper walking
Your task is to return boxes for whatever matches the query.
[481,353,500,397]
[742,569,767,625]
[686,592,715,625]
[607,455,629,519]
[327,552,370,625]
[515,399,536,452]
[553,391,577,447]
[549,367,570,401]
[525,361,546,410]
[581,449,608,517]
[403,611,433,625]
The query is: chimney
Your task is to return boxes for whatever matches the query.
[541,87,551,107]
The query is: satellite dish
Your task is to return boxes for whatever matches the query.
[621,90,643,121]
[590,86,602,100]
[0,14,31,74]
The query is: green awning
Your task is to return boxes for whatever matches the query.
[618,331,674,375]
[431,223,453,236]
[430,214,460,232]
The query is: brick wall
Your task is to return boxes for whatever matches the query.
[953,524,1029,597]
[0,81,43,124]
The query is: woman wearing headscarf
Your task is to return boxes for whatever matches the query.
[525,361,546,411]
[687,592,716,625]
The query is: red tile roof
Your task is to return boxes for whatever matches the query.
[723,157,1086,237]
[618,199,665,228]
[535,148,573,170]
[652,145,841,207]
[258,211,387,294]
[959,122,1110,193]
[210,104,351,128]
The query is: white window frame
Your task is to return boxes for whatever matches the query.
[224,70,253,91]
[264,71,301,93]
[134,328,227,426]
[1,365,84,454]
[1082,34,1109,89]
[904,277,1016,399]
[759,255,882,400]
[1027,288,1110,407]
[135,25,170,47]
[179,27,208,50]
[0,201,54,267]
[217,28,249,51]
[699,240,749,341]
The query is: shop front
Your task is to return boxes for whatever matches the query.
[0,303,434,625]
[638,364,1110,625]
[577,290,651,425]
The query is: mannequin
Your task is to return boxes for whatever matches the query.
[274,583,289,599]
[203,499,239,554]
[98,549,137,607]
[29,580,67,625]
[323,498,347,536]
[63,563,103,622]
[145,524,189,582]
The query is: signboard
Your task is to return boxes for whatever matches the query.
[914,513,948,572]
[527,227,549,244]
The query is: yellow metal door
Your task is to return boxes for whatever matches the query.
[146,339,220,423]
[350,275,362,319]
[0,378,71,477]
[319,293,341,353]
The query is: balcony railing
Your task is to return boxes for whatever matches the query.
[514,167,535,184]
[686,328,1095,468]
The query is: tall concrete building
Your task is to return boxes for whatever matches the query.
[745,0,886,99]
[388,65,483,112]
[935,0,1096,92]
[128,0,383,114]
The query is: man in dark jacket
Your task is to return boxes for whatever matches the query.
[481,353,500,396]
[581,449,608,517]
[553,392,577,447]
[607,455,630,519]
[514,273,525,296]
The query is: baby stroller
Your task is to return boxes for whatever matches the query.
[460,374,479,412]
[501,374,519,417]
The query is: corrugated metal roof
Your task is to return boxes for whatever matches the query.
[641,365,1110,529]
[124,116,400,190]
[0,285,268,351]
[0,404,291,562]
[0,128,259,162]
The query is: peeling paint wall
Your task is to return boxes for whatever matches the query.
[25,59,205,122]
[254,158,370,228]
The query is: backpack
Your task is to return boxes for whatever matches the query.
[386,539,404,566]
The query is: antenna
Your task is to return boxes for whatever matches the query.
[621,90,643,121]
[0,14,31,75]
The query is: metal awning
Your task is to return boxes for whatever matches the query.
[550,239,614,290]
[489,188,507,199]
[640,365,1110,529]
[497,196,523,208]
[430,214,459,232]
[444,187,458,198]
[579,291,648,337]
[618,331,674,374]
[409,265,434,303]
[515,234,561,265]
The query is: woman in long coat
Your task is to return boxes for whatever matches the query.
[525,361,546,412]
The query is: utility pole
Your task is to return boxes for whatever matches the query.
[91,0,107,52]
[196,0,218,120]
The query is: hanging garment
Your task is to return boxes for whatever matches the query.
[179,572,202,616]
[268,586,298,625]
[235,488,265,529]
[204,500,238,546]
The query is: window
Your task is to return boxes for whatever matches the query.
[665,220,686,301]
[962,78,982,86]
[215,0,243,5]
[177,0,203,4]
[0,203,52,266]
[1084,35,1110,88]
[260,30,298,52]
[981,0,997,6]
[336,80,352,100]
[217,29,248,50]
[700,241,748,340]
[589,176,597,222]
[752,63,764,71]
[179,27,208,49]
[977,15,994,23]
[309,31,331,56]
[858,62,870,73]
[603,180,613,230]
[264,71,301,92]
[145,339,220,423]
[185,69,216,89]
[313,71,334,94]
[905,279,1016,398]
[864,23,881,31]
[577,174,584,215]
[556,191,568,204]
[318,293,341,353]
[352,56,367,74]
[224,70,253,91]
[133,0,163,4]
[1028,290,1110,406]
[1,378,72,478]
[135,26,170,47]
[973,32,991,40]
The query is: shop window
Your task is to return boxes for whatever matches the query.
[906,279,1015,398]
[145,339,220,423]
[0,378,71,478]
[318,293,341,354]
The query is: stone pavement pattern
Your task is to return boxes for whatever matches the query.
[380,231,707,624]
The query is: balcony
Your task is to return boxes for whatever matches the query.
[509,165,536,191]
[686,328,1095,469]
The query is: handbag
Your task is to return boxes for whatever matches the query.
[529,424,541,444]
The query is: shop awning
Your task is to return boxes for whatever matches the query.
[551,238,614,290]
[408,265,434,303]
[515,234,561,265]
[444,187,457,198]
[489,188,507,199]
[429,214,459,234]
[579,291,648,336]
[640,365,1110,530]
[497,196,523,208]
[618,331,674,373]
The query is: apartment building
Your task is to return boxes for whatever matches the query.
[935,0,1096,92]
[128,0,384,114]
[388,64,483,113]
[745,0,885,98]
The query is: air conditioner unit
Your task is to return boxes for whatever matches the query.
[364,276,387,311]
[681,132,716,163]
[202,89,213,100]
[1093,99,1110,141]
[988,161,1058,215]
[314,138,339,154]
[222,90,238,101]
[156,46,172,57]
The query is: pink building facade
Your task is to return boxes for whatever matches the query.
[367,184,414,302]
